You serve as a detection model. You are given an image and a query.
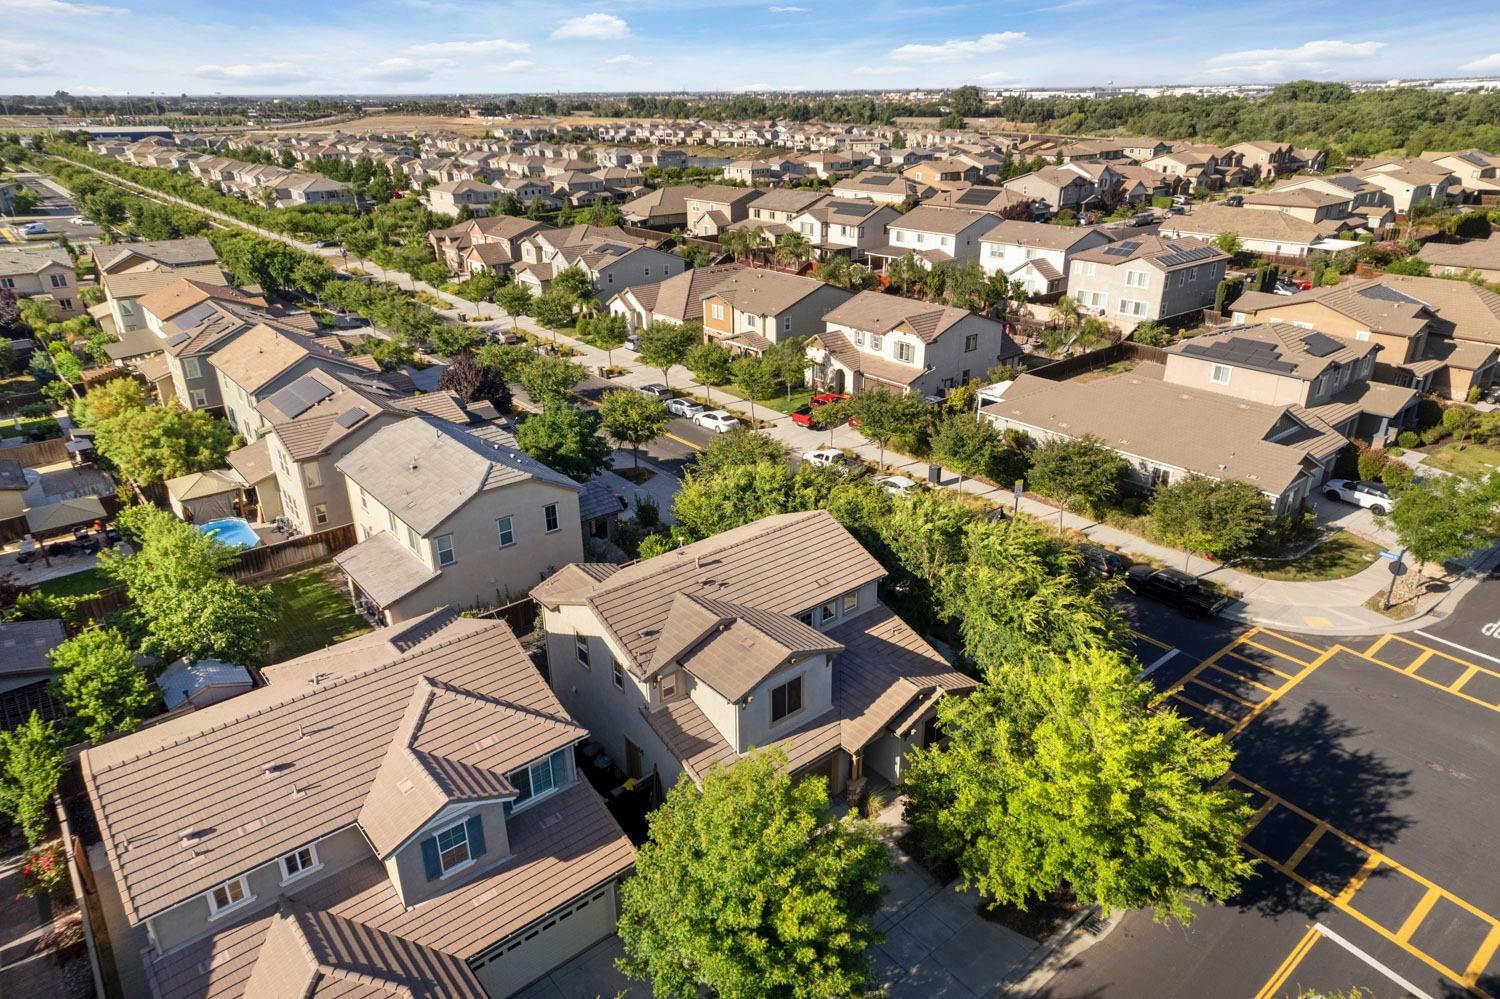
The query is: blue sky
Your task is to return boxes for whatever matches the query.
[5,0,1500,95]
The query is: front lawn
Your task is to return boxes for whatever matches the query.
[263,563,372,661]
[761,388,817,415]
[1422,443,1500,479]
[1240,530,1382,582]
[33,566,112,599]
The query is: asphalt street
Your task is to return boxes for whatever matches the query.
[1044,581,1500,999]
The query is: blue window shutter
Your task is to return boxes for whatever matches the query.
[465,815,487,859]
[420,837,441,880]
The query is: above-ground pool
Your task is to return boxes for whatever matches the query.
[195,517,262,550]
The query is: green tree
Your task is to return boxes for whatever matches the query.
[1383,472,1500,566]
[729,353,777,423]
[931,414,1004,492]
[1148,474,1270,567]
[766,335,809,403]
[515,403,612,482]
[636,321,699,388]
[496,281,533,319]
[693,427,789,477]
[581,312,629,366]
[0,713,64,846]
[1029,435,1127,528]
[48,628,157,742]
[849,390,926,466]
[673,461,796,540]
[74,375,149,428]
[684,340,733,403]
[599,389,670,470]
[531,288,577,329]
[902,644,1254,924]
[518,355,587,404]
[774,231,812,270]
[94,404,239,487]
[1212,231,1243,256]
[617,749,889,999]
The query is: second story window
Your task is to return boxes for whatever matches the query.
[183,357,203,379]
[895,341,915,363]
[303,462,322,489]
[1211,364,1232,385]
[770,676,803,724]
[497,516,515,547]
[280,845,320,883]
[613,664,625,689]
[544,503,560,533]
[820,599,838,623]
[435,821,472,873]
[313,504,328,526]
[870,333,883,352]
[575,633,591,668]
[842,590,860,614]
[434,534,455,567]
[965,333,979,352]
[208,876,251,917]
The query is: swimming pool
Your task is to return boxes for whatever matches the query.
[195,517,262,550]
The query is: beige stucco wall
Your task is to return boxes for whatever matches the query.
[387,798,514,908]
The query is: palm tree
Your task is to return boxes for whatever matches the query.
[1053,294,1080,332]
[775,231,812,271]
[743,226,771,266]
[719,227,747,263]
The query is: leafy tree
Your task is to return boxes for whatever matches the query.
[599,389,670,470]
[1212,231,1243,256]
[515,403,612,482]
[531,288,577,329]
[849,390,926,466]
[74,376,149,428]
[1384,472,1500,566]
[636,321,699,388]
[0,713,65,847]
[729,353,777,423]
[518,355,587,404]
[684,341,733,402]
[673,461,796,540]
[496,281,534,318]
[1148,474,1270,566]
[902,644,1254,924]
[100,507,277,664]
[551,265,593,302]
[48,628,157,742]
[766,335,809,403]
[427,322,481,357]
[94,403,239,487]
[436,353,512,410]
[774,231,812,269]
[617,749,889,999]
[693,427,789,477]
[930,413,1019,492]
[1028,435,1127,526]
[474,342,536,381]
[1132,321,1173,346]
[580,312,628,366]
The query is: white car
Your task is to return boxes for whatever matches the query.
[874,475,918,496]
[802,448,854,471]
[694,410,740,433]
[666,397,706,419]
[69,216,88,225]
[1323,478,1391,515]
[18,222,47,235]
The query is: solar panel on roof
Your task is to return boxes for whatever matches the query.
[335,407,369,429]
[265,376,333,419]
[1301,332,1344,358]
[1102,242,1139,257]
[1157,245,1220,267]
[1356,284,1420,305]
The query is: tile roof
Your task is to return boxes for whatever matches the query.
[1161,204,1350,245]
[708,267,844,317]
[823,290,1004,345]
[889,205,997,236]
[1167,321,1375,380]
[225,437,275,485]
[1417,234,1500,273]
[980,220,1107,251]
[0,247,70,276]
[1072,235,1228,271]
[81,615,600,925]
[334,530,440,607]
[136,279,264,324]
[1247,278,1431,338]
[208,323,368,394]
[335,417,580,537]
[614,265,744,323]
[93,237,218,274]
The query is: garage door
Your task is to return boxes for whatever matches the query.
[469,881,617,997]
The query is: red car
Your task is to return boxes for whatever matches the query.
[791,392,852,427]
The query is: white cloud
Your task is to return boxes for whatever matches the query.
[551,12,630,40]
[0,0,124,14]
[194,62,313,85]
[1206,39,1386,79]
[768,5,807,11]
[405,38,529,56]
[605,53,648,65]
[1461,52,1500,73]
[890,31,1025,63]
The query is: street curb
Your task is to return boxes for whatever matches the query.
[1001,904,1115,998]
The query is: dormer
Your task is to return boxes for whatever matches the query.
[358,677,586,907]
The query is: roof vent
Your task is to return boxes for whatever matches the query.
[180,829,209,845]
[290,784,306,799]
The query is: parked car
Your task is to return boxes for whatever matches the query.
[802,448,855,472]
[666,397,706,419]
[69,216,89,225]
[811,392,850,407]
[1125,566,1229,617]
[1172,194,1192,207]
[1222,194,1244,207]
[637,383,672,401]
[1080,544,1124,578]
[694,410,740,433]
[1322,478,1391,515]
[19,222,47,235]
[874,475,918,496]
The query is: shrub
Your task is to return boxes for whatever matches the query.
[1397,430,1420,448]
[17,843,71,901]
[1381,462,1414,488]
[1356,448,1390,482]
[1469,386,1483,404]
[1420,426,1447,445]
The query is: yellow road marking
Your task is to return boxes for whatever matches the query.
[1366,633,1395,661]
[1350,647,1500,714]
[1285,821,1327,872]
[663,431,703,452]
[1132,629,1173,651]
[1245,798,1277,833]
[1254,925,1321,999]
[1228,651,1297,681]
[1455,664,1481,692]
[1227,646,1337,737]
[1168,693,1239,725]
[1240,637,1315,668]
[1229,773,1500,998]
[1188,677,1259,709]
[1259,629,1326,655]
[1406,649,1435,674]
[1395,886,1441,943]
[1154,631,1255,705]
[1207,662,1278,693]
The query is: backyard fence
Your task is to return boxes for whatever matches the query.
[227,523,357,581]
[1030,341,1169,381]
[0,436,70,468]
[476,596,541,635]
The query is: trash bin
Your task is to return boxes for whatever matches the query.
[926,463,941,484]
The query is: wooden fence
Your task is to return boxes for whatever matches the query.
[0,435,70,468]
[477,596,541,636]
[227,523,358,581]
[1030,340,1169,381]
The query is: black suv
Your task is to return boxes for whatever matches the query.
[1125,566,1230,617]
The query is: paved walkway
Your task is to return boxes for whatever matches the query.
[58,157,1496,636]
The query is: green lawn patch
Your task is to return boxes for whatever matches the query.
[263,563,372,661]
[33,566,113,599]
[1422,443,1500,479]
[1240,530,1382,582]
[762,388,817,414]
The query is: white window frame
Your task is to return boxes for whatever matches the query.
[1210,363,1232,385]
[543,503,560,533]
[207,876,252,917]
[895,341,915,363]
[575,633,591,669]
[303,462,322,489]
[612,663,625,690]
[183,356,203,379]
[434,820,473,876]
[279,845,321,884]
[190,389,208,408]
[434,533,455,567]
[497,515,515,547]
[313,503,328,526]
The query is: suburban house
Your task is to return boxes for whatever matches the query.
[0,248,81,318]
[810,291,1021,396]
[1228,141,1298,179]
[831,171,933,206]
[531,510,976,794]
[1421,149,1500,195]
[903,159,980,191]
[92,237,224,336]
[78,609,635,999]
[608,263,743,330]
[868,205,1001,270]
[698,268,852,355]
[1066,235,1228,331]
[621,185,757,236]
[738,188,831,237]
[164,300,320,412]
[335,417,585,622]
[137,278,267,350]
[513,224,683,296]
[1143,148,1225,191]
[1240,187,1355,225]
[1354,157,1460,212]
[786,199,900,262]
[209,322,379,443]
[1417,233,1500,282]
[1157,205,1356,259]
[428,179,501,216]
[1002,167,1099,213]
[1237,276,1500,401]
[430,216,553,275]
[1274,174,1395,230]
[978,221,1112,298]
[923,185,1036,216]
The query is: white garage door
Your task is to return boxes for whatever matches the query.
[469,881,617,997]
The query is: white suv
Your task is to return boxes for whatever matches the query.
[1323,478,1391,515]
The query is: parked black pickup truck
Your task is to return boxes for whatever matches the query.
[1125,566,1230,617]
